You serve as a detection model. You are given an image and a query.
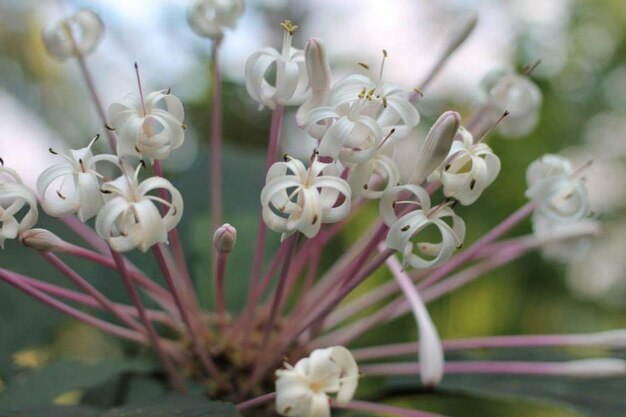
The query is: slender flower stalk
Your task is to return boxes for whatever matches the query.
[110,249,186,393]
[236,392,277,411]
[210,38,224,234]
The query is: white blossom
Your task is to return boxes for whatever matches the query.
[37,136,117,222]
[42,9,104,61]
[482,69,542,138]
[275,346,359,417]
[432,127,501,205]
[533,216,601,263]
[95,162,183,252]
[260,156,351,239]
[108,90,185,161]
[347,152,400,200]
[187,0,244,39]
[245,21,309,110]
[0,166,38,248]
[525,154,590,223]
[381,185,465,269]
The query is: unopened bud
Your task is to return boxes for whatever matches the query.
[213,223,237,253]
[411,111,460,184]
[305,38,331,95]
[20,229,69,253]
[42,9,105,61]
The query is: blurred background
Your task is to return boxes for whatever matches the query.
[0,0,625,415]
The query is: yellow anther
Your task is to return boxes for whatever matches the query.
[358,62,370,70]
[382,96,388,108]
[280,20,299,35]
[358,87,367,99]
[413,87,424,97]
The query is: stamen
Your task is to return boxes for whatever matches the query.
[87,134,100,150]
[56,190,66,200]
[571,159,594,178]
[377,128,396,150]
[358,62,370,70]
[379,49,388,81]
[476,111,509,143]
[134,62,147,117]
[0,157,3,166]
[280,20,299,35]
[523,59,542,76]
[49,148,58,155]
[413,88,424,97]
[105,124,116,131]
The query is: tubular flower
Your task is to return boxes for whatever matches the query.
[245,20,309,110]
[525,154,590,223]
[42,9,105,61]
[95,162,183,252]
[432,127,501,205]
[37,136,117,222]
[187,0,244,39]
[108,90,185,161]
[275,346,359,417]
[260,156,351,239]
[0,166,38,248]
[347,152,400,200]
[381,185,465,269]
[482,69,542,138]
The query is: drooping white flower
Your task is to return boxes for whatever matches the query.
[275,346,359,417]
[482,69,542,138]
[37,135,117,222]
[42,9,105,61]
[347,152,400,200]
[432,127,501,205]
[260,156,351,239]
[187,0,244,39]
[95,162,183,252]
[533,216,601,263]
[108,89,185,161]
[381,185,465,269]
[0,166,38,248]
[525,154,590,223]
[245,20,309,110]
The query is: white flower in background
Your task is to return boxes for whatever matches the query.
[409,111,460,184]
[42,9,105,61]
[108,90,185,161]
[95,162,183,252]
[275,346,359,417]
[482,69,542,138]
[37,135,118,222]
[260,156,351,239]
[381,185,465,269]
[533,216,601,263]
[187,0,244,39]
[431,127,501,205]
[347,151,400,200]
[525,154,590,223]
[0,165,38,248]
[245,21,309,110]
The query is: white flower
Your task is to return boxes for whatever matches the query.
[187,0,244,39]
[37,135,117,222]
[533,217,601,263]
[275,346,359,417]
[95,162,183,252]
[433,127,501,205]
[42,9,105,61]
[108,90,185,161]
[0,166,38,248]
[260,156,351,239]
[347,152,400,200]
[245,21,309,110]
[525,154,590,223]
[482,69,542,138]
[381,185,465,269]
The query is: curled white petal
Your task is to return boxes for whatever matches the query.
[187,0,244,39]
[42,9,104,61]
[0,167,38,248]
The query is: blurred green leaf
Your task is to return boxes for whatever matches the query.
[0,406,100,417]
[101,395,239,417]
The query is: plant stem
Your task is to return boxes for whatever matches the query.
[110,249,185,392]
[215,251,229,329]
[236,392,276,411]
[210,38,223,235]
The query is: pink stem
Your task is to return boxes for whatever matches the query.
[246,105,285,314]
[41,252,144,333]
[111,250,185,393]
[417,202,535,291]
[215,251,228,327]
[236,392,276,411]
[153,244,221,379]
[75,54,117,150]
[58,216,109,254]
[210,39,223,234]
[332,400,449,417]
[0,268,144,343]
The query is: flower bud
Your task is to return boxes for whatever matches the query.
[213,223,237,253]
[305,38,331,95]
[188,0,244,39]
[20,229,69,253]
[559,358,626,378]
[411,111,460,184]
[42,9,104,61]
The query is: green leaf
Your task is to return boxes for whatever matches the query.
[0,359,155,408]
[0,405,100,417]
[101,395,240,417]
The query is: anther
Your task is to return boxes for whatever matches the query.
[358,62,370,70]
[105,124,116,131]
[363,184,368,190]
[312,214,318,224]
[181,123,187,130]
[166,86,172,95]
[523,59,542,76]
[56,190,66,200]
[100,189,112,194]
[49,148,58,155]
[280,20,298,35]
[0,157,3,166]
[381,96,388,108]
[401,225,410,232]
[283,153,290,161]
[413,88,424,97]
[469,178,476,190]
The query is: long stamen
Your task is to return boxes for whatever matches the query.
[475,111,509,144]
[134,62,147,117]
[378,49,388,83]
